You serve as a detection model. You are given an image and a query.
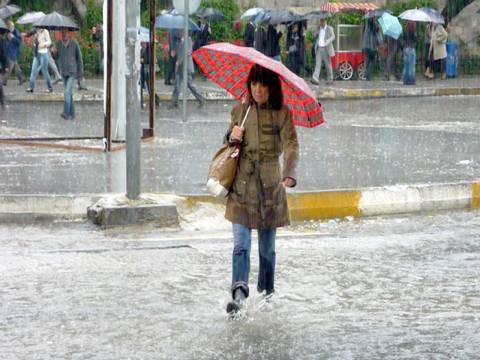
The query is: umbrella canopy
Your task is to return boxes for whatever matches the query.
[17,11,45,25]
[193,43,325,128]
[196,7,225,21]
[253,9,300,25]
[378,12,402,40]
[399,9,431,22]
[240,7,264,20]
[34,11,79,31]
[420,7,445,24]
[301,10,332,21]
[364,9,388,19]
[0,4,21,19]
[319,2,379,14]
[155,13,199,31]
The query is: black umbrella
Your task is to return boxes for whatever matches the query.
[301,11,332,21]
[364,9,389,19]
[34,11,79,31]
[0,4,21,19]
[196,7,225,21]
[255,10,299,25]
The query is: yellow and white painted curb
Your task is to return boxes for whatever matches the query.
[288,182,480,221]
[1,181,479,223]
[183,181,480,222]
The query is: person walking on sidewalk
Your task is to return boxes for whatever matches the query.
[362,17,383,81]
[25,27,53,93]
[51,30,84,120]
[224,64,299,315]
[0,34,9,108]
[3,19,25,86]
[428,23,448,80]
[165,29,179,85]
[423,23,434,79]
[170,31,204,108]
[312,18,335,85]
[383,35,401,81]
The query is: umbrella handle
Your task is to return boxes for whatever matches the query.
[239,105,252,129]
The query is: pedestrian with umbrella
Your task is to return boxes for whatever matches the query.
[193,15,212,51]
[429,22,448,79]
[0,19,9,108]
[362,17,383,81]
[378,12,403,81]
[169,30,205,108]
[3,18,26,86]
[193,43,324,316]
[24,26,53,93]
[51,28,83,120]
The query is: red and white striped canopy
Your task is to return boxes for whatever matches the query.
[319,2,380,14]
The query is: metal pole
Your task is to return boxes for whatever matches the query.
[105,0,113,151]
[182,0,189,122]
[148,0,156,135]
[125,0,141,199]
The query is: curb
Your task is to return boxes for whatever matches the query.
[3,181,477,225]
[6,86,480,103]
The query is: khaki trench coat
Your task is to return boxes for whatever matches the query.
[429,25,447,61]
[224,101,299,229]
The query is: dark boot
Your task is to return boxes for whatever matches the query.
[226,288,246,314]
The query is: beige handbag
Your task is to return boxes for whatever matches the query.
[206,105,251,198]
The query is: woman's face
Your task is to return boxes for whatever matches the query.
[250,81,270,105]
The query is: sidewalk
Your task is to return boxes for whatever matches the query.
[3,75,480,102]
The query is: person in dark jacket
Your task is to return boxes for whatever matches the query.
[362,18,383,81]
[286,22,302,75]
[193,16,211,51]
[243,19,255,47]
[254,22,267,55]
[265,24,282,61]
[4,19,25,85]
[383,35,401,81]
[91,23,103,74]
[165,29,179,85]
[0,34,9,108]
[51,30,83,120]
[140,41,159,108]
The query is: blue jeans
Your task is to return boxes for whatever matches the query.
[231,223,276,298]
[63,76,74,118]
[29,52,53,91]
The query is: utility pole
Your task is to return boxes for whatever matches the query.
[125,0,141,199]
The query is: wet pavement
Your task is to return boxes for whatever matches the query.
[0,210,479,358]
[0,96,479,195]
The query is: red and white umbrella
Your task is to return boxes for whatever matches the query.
[319,2,379,14]
[193,43,324,128]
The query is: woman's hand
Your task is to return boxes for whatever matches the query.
[230,125,244,142]
[282,177,296,188]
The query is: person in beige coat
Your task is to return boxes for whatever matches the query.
[428,23,448,79]
[224,64,299,315]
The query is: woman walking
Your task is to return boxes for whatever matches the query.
[224,64,299,315]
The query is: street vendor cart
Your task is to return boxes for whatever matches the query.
[318,2,380,80]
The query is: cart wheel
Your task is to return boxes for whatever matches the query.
[357,62,367,81]
[339,61,354,80]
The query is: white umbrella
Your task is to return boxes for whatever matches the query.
[240,7,264,20]
[17,11,46,25]
[399,9,431,22]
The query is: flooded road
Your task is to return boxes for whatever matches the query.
[1,210,479,359]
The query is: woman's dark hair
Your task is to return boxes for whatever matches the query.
[246,64,283,110]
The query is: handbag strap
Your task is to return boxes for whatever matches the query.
[239,105,252,129]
